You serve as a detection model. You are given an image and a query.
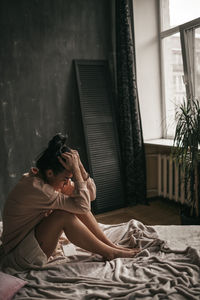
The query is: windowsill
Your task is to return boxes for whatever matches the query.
[144,138,174,147]
[145,139,200,151]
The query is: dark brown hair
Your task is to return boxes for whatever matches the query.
[36,133,70,180]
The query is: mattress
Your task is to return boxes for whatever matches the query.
[0,220,200,300]
[154,224,200,255]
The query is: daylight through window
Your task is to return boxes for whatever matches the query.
[160,0,200,138]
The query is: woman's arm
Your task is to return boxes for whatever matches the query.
[75,150,96,201]
[61,176,96,202]
[86,177,96,201]
[62,149,96,201]
[79,160,89,181]
[45,152,91,214]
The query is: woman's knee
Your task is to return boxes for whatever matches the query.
[51,209,76,223]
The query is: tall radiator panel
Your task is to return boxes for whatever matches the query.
[157,154,194,204]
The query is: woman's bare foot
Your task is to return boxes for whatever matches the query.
[104,247,141,261]
[113,244,131,250]
[115,245,141,253]
[108,241,140,253]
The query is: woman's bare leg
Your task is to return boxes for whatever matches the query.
[35,210,138,260]
[77,211,133,251]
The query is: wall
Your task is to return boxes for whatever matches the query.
[0,0,113,214]
[133,0,162,140]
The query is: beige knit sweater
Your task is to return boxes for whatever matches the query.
[1,168,96,254]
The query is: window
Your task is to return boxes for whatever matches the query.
[195,27,200,99]
[160,0,200,138]
[161,0,200,31]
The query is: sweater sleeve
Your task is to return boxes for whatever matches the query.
[33,178,91,214]
[51,181,91,214]
[86,177,96,201]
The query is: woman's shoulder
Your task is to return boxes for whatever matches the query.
[26,168,56,199]
[3,169,43,209]
[6,168,41,196]
[4,169,55,206]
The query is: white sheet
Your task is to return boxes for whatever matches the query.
[0,220,200,300]
[154,225,200,255]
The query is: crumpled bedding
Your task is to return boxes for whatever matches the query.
[2,219,200,300]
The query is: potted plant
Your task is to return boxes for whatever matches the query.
[172,97,200,225]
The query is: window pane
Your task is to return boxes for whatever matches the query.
[162,33,186,137]
[195,27,200,99]
[161,0,200,31]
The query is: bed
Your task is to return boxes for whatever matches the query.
[0,219,200,300]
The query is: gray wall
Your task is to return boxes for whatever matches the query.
[0,0,113,214]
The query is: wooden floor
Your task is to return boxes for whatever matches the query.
[95,198,181,225]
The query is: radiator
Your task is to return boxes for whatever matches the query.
[157,154,196,204]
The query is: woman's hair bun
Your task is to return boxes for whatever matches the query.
[36,133,69,180]
[48,133,67,152]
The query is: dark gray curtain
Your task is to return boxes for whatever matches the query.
[115,0,147,205]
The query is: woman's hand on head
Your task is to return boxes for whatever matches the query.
[70,149,81,165]
[58,151,79,173]
[58,150,84,182]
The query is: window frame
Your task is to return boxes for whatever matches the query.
[159,0,200,139]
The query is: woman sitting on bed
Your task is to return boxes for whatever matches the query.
[1,133,140,271]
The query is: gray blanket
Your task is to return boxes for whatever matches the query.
[9,220,200,299]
